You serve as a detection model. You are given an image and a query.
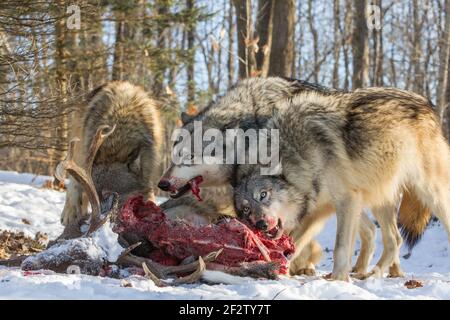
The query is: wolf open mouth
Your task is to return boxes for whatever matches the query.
[266,218,283,240]
[169,176,204,201]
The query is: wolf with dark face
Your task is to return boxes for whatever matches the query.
[233,171,377,277]
[61,81,163,226]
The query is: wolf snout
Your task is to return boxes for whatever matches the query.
[158,180,171,191]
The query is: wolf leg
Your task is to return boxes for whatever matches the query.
[388,222,404,278]
[288,205,333,274]
[331,192,362,281]
[289,240,322,276]
[367,204,401,278]
[61,176,85,225]
[352,211,376,276]
[140,146,157,203]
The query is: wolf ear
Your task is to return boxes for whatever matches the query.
[181,111,194,125]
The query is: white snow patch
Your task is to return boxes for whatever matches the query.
[0,175,65,240]
[91,220,123,262]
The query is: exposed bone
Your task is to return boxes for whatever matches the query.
[247,228,271,262]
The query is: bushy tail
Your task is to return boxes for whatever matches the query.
[398,188,432,249]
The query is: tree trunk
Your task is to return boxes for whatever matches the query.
[268,0,295,77]
[342,0,352,90]
[332,0,341,88]
[112,1,138,82]
[232,0,256,79]
[153,1,169,95]
[255,0,274,77]
[438,0,450,133]
[53,4,69,168]
[112,10,125,81]
[351,0,369,89]
[372,0,383,86]
[227,2,236,87]
[411,0,424,94]
[186,0,196,106]
[307,0,319,83]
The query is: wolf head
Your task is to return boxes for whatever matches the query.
[158,77,326,199]
[91,145,144,200]
[233,171,296,239]
[157,115,234,199]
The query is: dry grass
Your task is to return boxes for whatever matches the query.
[0,230,48,260]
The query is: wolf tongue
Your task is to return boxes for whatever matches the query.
[188,176,204,202]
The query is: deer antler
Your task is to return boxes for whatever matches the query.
[141,256,207,287]
[55,124,116,234]
[118,249,222,286]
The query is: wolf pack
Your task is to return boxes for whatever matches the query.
[60,77,450,282]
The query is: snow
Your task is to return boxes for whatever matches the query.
[92,220,123,262]
[1,170,450,300]
[0,171,64,240]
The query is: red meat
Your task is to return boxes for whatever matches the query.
[115,196,295,275]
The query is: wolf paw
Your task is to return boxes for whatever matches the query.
[61,205,81,226]
[296,268,316,276]
[351,265,368,275]
[388,272,404,278]
[351,272,370,280]
[365,266,383,279]
[323,272,350,282]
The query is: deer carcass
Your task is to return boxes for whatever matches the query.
[0,125,295,285]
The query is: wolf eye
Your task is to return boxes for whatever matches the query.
[242,206,250,214]
[260,191,267,200]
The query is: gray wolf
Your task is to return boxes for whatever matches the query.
[158,77,449,280]
[233,171,377,277]
[158,77,338,196]
[264,87,450,280]
[61,81,163,225]
[158,77,338,275]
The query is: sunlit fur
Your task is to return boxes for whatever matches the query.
[266,87,450,280]
[61,81,163,225]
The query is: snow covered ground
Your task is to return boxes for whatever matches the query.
[0,170,449,300]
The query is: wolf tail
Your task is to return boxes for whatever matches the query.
[398,188,432,250]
